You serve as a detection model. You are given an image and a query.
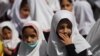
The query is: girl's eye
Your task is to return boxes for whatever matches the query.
[23,8,29,11]
[61,5,64,8]
[23,34,36,38]
[66,4,70,7]
[30,35,36,38]
[67,25,71,29]
[23,35,28,38]
[59,26,64,29]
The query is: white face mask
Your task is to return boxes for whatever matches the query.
[20,16,31,23]
[3,39,11,47]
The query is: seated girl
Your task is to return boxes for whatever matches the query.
[47,10,91,56]
[14,21,47,56]
[0,21,20,56]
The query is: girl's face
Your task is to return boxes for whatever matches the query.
[20,5,30,19]
[23,27,38,44]
[2,28,12,40]
[57,19,72,38]
[60,0,73,12]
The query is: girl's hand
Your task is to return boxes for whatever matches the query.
[4,47,12,55]
[59,33,72,45]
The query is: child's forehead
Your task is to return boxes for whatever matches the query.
[3,28,11,32]
[59,18,71,23]
[23,23,39,35]
[60,0,72,3]
[24,25,37,30]
[24,27,36,33]
[20,0,29,9]
[2,26,11,31]
[57,18,72,26]
[21,4,29,8]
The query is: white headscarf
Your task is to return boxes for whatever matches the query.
[74,1,95,35]
[10,0,32,32]
[47,10,91,56]
[17,21,47,56]
[86,18,100,56]
[46,0,60,12]
[0,0,10,17]
[0,21,20,49]
[28,0,54,32]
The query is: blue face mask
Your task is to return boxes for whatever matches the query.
[26,41,38,48]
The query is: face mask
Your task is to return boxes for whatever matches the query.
[20,16,31,23]
[25,41,38,48]
[3,39,11,47]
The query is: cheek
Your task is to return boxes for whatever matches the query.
[2,34,6,38]
[20,11,29,18]
[68,5,73,11]
[24,37,38,43]
[8,34,12,37]
[23,11,29,15]
[68,29,72,33]
[32,37,38,42]
[58,29,64,33]
[7,34,12,38]
[3,33,12,39]
[65,5,73,11]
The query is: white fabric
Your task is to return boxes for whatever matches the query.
[86,18,100,56]
[47,10,91,56]
[28,0,54,31]
[0,21,20,49]
[9,0,21,17]
[95,0,100,8]
[46,0,60,12]
[74,1,95,35]
[10,0,32,33]
[0,0,10,17]
[17,21,47,56]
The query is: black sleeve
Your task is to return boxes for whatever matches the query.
[66,44,87,56]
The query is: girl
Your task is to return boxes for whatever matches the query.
[10,0,31,34]
[86,18,100,56]
[47,10,91,56]
[46,0,73,13]
[59,0,73,12]
[15,21,47,56]
[60,0,95,38]
[0,21,20,56]
[74,1,95,38]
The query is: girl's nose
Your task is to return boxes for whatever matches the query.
[27,36,32,43]
[63,6,68,10]
[64,28,71,35]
